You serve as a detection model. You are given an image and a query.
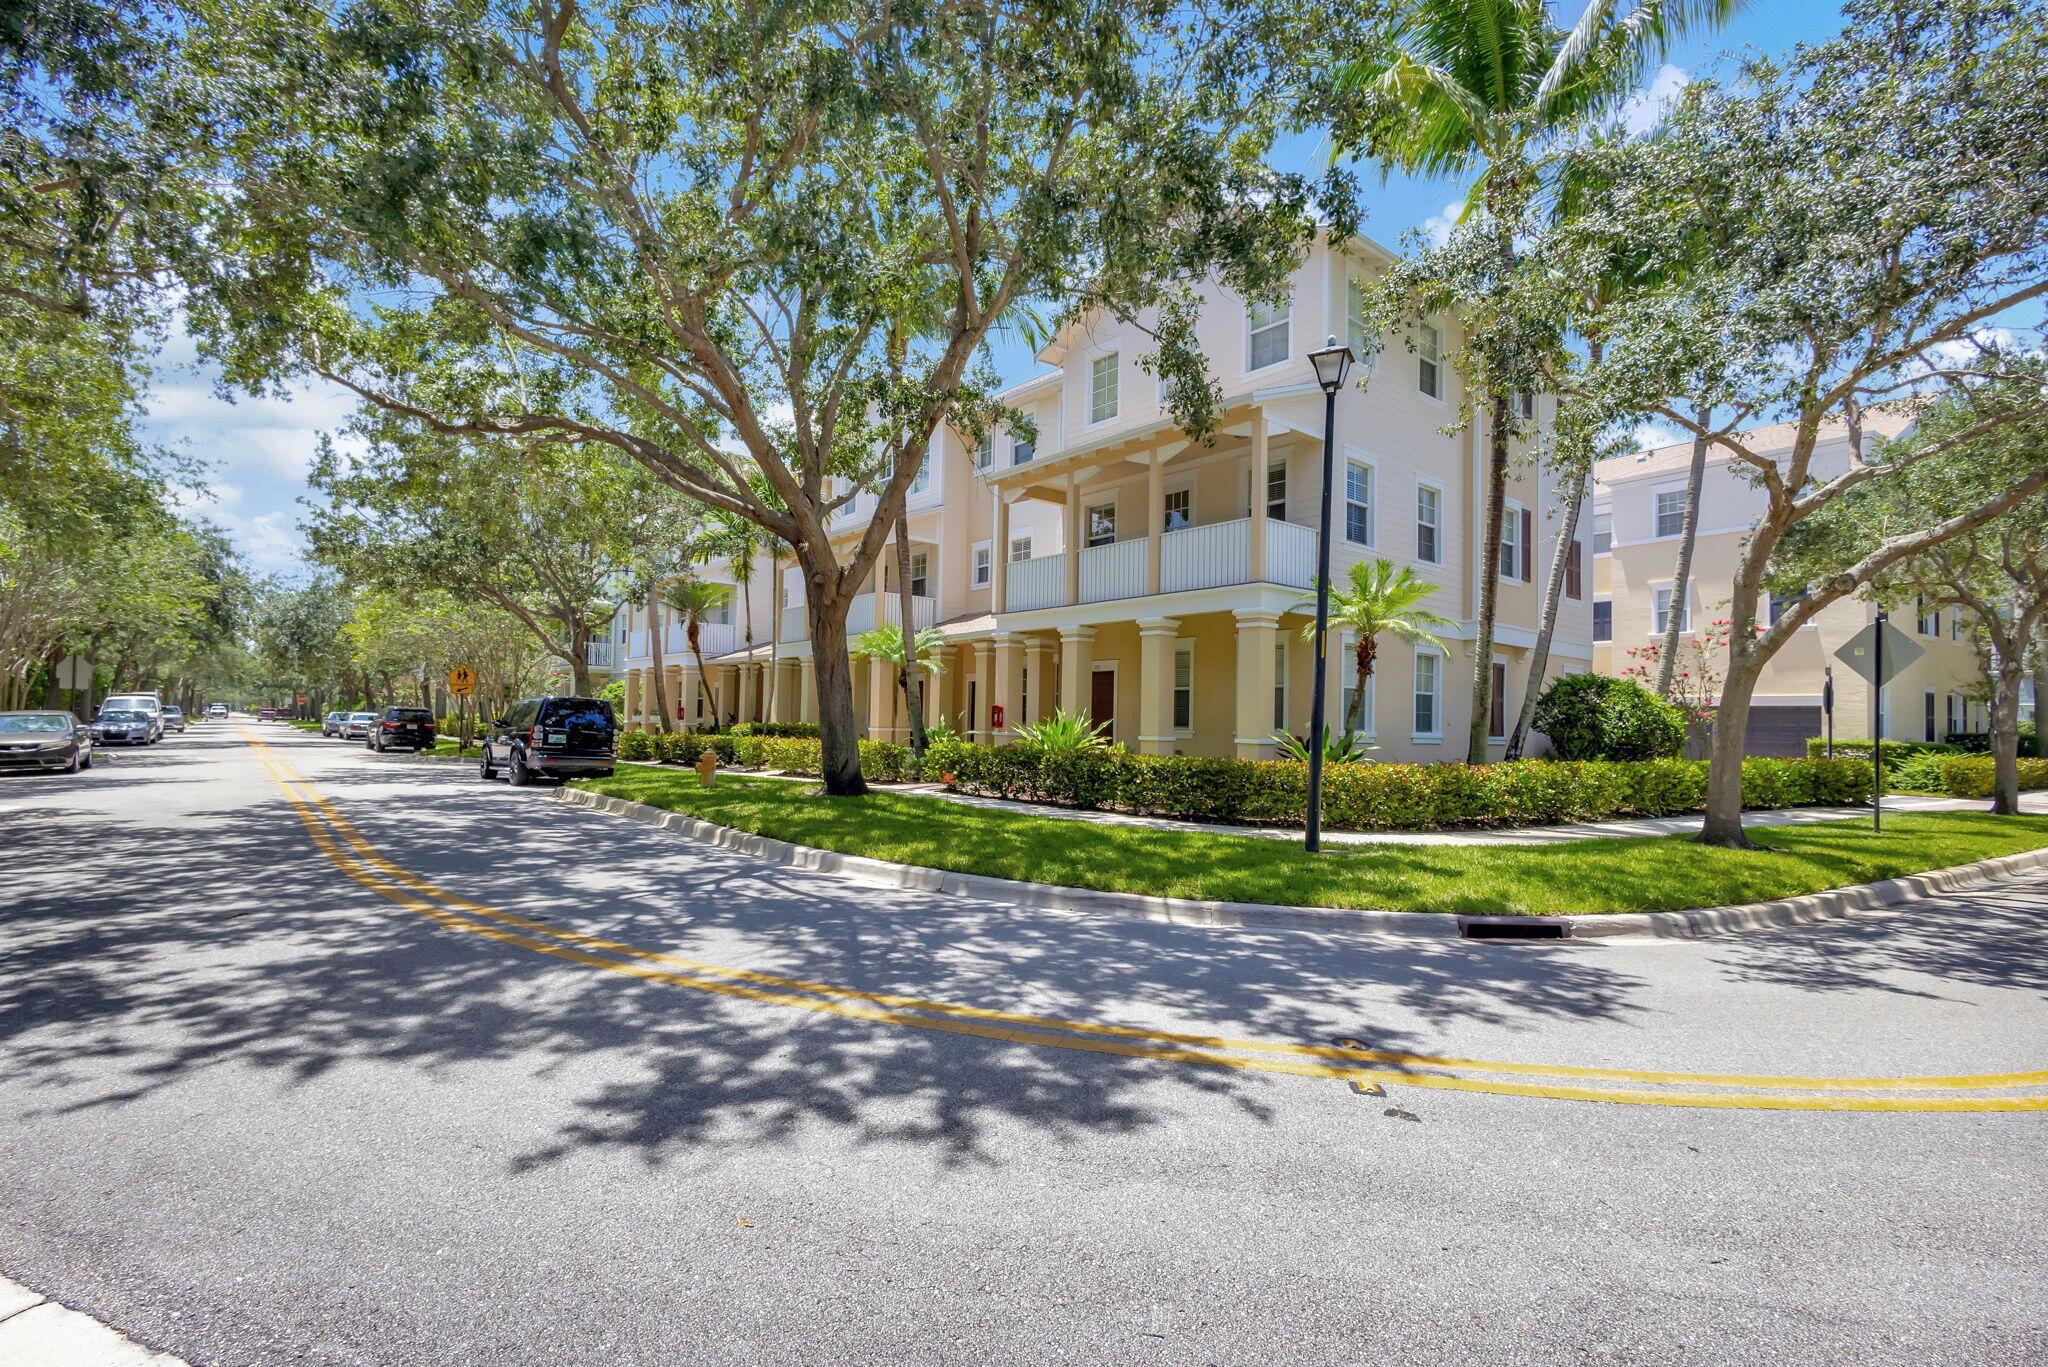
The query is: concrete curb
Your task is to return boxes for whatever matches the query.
[0,1276,187,1365]
[553,787,2048,941]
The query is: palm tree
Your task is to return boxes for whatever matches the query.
[1330,0,1741,762]
[852,624,945,740]
[1298,558,1456,736]
[662,578,734,727]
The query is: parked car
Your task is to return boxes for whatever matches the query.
[342,711,378,740]
[0,711,94,773]
[480,696,616,786]
[321,710,348,738]
[369,706,437,752]
[102,693,163,741]
[258,707,279,721]
[208,703,228,719]
[161,706,187,733]
[91,708,155,747]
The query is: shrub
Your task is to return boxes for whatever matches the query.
[1531,674,1685,761]
[1803,737,1961,774]
[1886,749,1953,792]
[1013,709,1111,755]
[726,721,821,738]
[616,731,656,762]
[1936,755,2048,798]
[928,745,1870,832]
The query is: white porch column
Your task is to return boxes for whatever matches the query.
[624,668,643,733]
[866,653,893,739]
[993,632,1023,741]
[1233,608,1280,760]
[992,494,1012,614]
[1064,479,1082,607]
[1248,407,1269,581]
[1146,449,1164,596]
[1136,616,1180,756]
[972,641,995,741]
[798,657,817,725]
[1023,635,1051,724]
[664,664,686,730]
[1059,626,1095,717]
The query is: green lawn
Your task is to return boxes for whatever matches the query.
[570,769,2048,916]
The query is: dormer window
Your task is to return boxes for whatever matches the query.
[1089,352,1119,424]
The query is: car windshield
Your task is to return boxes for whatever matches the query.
[101,711,144,722]
[163,708,183,717]
[0,714,71,734]
[350,712,376,721]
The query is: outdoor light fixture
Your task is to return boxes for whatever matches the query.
[1309,336,1355,394]
[1304,335,1355,854]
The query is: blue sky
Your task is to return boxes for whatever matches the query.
[150,2,1850,580]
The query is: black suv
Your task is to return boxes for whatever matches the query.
[480,696,616,786]
[370,706,437,752]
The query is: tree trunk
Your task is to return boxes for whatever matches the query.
[1698,609,1769,847]
[807,589,867,796]
[1655,425,1711,696]
[1990,656,2024,815]
[764,550,781,723]
[1346,635,1375,734]
[1467,396,1510,764]
[567,631,592,696]
[647,590,672,734]
[1507,464,1590,759]
[895,509,926,757]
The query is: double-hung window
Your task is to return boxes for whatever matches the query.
[1652,585,1689,635]
[1654,489,1686,539]
[973,431,993,470]
[1499,503,1523,579]
[1247,295,1290,372]
[1173,644,1194,732]
[1346,276,1375,374]
[1917,597,1939,636]
[1415,484,1442,564]
[1162,486,1192,533]
[1418,323,1442,399]
[1089,352,1119,424]
[971,543,991,589]
[1413,649,1442,737]
[1489,661,1508,740]
[1951,612,1965,641]
[1924,690,1938,742]
[1593,599,1612,642]
[1593,511,1613,554]
[1341,664,1374,738]
[1273,642,1288,730]
[1267,461,1288,523]
[910,442,934,496]
[1012,434,1035,465]
[1086,502,1117,548]
[1345,461,1373,545]
[909,552,929,598]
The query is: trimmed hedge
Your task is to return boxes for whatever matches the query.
[1936,755,2048,798]
[1804,737,1967,775]
[923,741,1870,832]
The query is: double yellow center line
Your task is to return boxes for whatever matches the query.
[242,728,2048,1113]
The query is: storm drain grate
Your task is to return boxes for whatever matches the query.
[1456,916,1571,941]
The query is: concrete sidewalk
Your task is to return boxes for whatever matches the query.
[892,786,2044,846]
[0,1277,188,1366]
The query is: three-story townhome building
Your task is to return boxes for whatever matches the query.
[613,230,1594,761]
[1591,409,1990,754]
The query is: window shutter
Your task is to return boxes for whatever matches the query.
[1520,509,1534,581]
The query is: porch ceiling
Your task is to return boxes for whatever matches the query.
[988,398,1273,503]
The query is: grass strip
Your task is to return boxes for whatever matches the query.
[570,769,2048,916]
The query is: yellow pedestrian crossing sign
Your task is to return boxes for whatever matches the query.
[447,666,477,697]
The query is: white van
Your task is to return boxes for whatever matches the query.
[100,693,164,742]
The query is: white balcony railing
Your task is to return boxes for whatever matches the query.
[628,629,649,660]
[781,605,806,642]
[585,641,614,669]
[1264,519,1317,588]
[847,594,938,637]
[1161,518,1252,593]
[1079,538,1146,604]
[1008,553,1067,611]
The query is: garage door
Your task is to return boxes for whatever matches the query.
[1742,705,1822,757]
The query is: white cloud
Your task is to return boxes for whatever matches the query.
[1619,64,1689,138]
[1631,421,1685,452]
[1421,199,1465,248]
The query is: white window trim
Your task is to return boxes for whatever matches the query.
[1007,534,1034,564]
[1085,500,1118,548]
[1339,632,1376,739]
[970,540,992,589]
[1652,485,1688,540]
[1412,644,1445,742]
[1650,582,1692,636]
[1414,476,1445,565]
[1172,638,1196,737]
[1245,293,1292,374]
[1343,453,1375,548]
[1592,510,1614,556]
[1087,349,1120,426]
[1162,479,1195,535]
[1417,321,1445,404]
[1500,497,1525,580]
[1273,638,1289,732]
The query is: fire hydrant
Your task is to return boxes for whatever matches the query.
[696,747,719,787]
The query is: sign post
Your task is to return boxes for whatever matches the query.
[1822,666,1835,760]
[55,655,92,718]
[447,666,477,754]
[1834,614,1920,832]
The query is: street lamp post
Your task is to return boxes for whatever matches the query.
[1304,336,1356,853]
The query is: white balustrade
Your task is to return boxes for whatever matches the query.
[846,595,939,637]
[781,605,807,642]
[1007,554,1067,611]
[1161,518,1251,594]
[1264,519,1318,588]
[584,641,614,669]
[1079,538,1147,603]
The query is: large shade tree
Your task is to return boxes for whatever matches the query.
[1574,0,2048,846]
[182,0,1350,793]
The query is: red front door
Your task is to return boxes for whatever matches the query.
[1089,669,1116,742]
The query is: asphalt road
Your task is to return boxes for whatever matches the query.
[3,723,2045,1365]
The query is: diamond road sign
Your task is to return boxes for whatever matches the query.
[1834,619,1923,686]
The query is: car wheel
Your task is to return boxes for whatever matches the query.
[479,748,496,781]
[66,747,82,774]
[81,748,93,770]
[508,750,533,787]
[596,769,614,780]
